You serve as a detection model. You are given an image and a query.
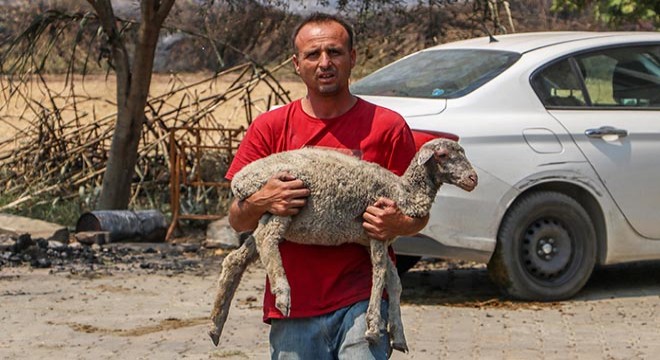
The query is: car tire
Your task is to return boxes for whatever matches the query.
[488,191,596,301]
[395,255,421,276]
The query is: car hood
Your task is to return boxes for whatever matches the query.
[357,95,447,117]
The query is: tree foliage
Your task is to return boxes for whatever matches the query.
[552,0,660,27]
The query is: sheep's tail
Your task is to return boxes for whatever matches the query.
[209,234,258,346]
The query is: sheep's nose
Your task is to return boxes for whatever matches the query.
[469,173,478,186]
[461,172,478,192]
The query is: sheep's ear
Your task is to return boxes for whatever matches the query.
[417,148,434,165]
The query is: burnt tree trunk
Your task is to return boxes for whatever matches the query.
[87,0,175,210]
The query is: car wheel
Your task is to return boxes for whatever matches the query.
[488,191,596,301]
[395,255,421,276]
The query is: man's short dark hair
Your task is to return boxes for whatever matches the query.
[291,12,355,53]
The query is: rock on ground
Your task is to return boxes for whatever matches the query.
[204,216,241,249]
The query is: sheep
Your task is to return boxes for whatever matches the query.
[208,138,478,353]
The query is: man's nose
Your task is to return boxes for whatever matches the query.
[319,52,332,67]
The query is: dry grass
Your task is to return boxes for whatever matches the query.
[0,71,307,143]
[0,62,308,223]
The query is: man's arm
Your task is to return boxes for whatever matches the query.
[362,197,429,241]
[228,171,310,232]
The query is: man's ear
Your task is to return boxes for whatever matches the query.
[350,48,356,69]
[292,54,300,74]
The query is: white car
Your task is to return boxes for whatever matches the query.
[350,31,660,301]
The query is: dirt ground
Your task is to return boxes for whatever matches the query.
[2,249,660,360]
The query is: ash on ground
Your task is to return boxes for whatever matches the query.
[0,231,224,277]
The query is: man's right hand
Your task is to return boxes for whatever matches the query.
[228,171,310,232]
[248,171,310,216]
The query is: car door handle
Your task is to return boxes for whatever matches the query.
[584,126,628,139]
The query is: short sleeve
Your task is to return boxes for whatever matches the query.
[385,119,416,176]
[225,118,273,180]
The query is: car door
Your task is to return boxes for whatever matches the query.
[532,44,660,239]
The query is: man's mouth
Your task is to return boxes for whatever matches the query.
[318,73,335,81]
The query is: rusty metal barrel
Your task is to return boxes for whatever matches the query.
[75,210,168,242]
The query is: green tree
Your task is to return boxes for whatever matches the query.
[552,0,660,27]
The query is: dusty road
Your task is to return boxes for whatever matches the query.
[1,255,660,359]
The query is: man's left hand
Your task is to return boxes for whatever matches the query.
[362,197,428,241]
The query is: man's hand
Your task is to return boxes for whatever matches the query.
[247,171,310,216]
[362,197,429,241]
[228,171,310,232]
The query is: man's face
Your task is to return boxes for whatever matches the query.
[292,21,356,97]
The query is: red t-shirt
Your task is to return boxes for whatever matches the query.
[225,98,416,322]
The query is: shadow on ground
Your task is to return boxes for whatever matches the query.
[577,260,660,300]
[400,259,660,309]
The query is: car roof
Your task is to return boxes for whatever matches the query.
[428,31,660,54]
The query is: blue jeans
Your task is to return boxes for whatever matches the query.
[269,299,390,360]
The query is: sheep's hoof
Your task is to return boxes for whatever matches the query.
[209,329,220,346]
[391,341,409,353]
[364,329,380,344]
[275,293,291,317]
[276,302,290,317]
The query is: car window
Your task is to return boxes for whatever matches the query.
[532,59,587,107]
[576,45,660,108]
[350,49,521,99]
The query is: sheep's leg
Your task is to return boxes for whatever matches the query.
[209,235,258,346]
[385,256,408,353]
[365,239,388,344]
[254,215,292,317]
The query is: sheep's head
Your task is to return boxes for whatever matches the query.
[417,138,478,192]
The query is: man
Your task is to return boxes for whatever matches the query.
[224,12,428,359]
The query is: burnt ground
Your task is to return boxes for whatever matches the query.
[0,230,223,276]
[2,231,660,359]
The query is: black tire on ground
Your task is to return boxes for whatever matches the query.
[488,191,597,301]
[395,255,421,276]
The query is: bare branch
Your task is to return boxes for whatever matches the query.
[156,0,177,25]
[1,58,293,213]
[86,0,130,104]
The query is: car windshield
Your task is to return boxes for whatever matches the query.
[351,49,521,99]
